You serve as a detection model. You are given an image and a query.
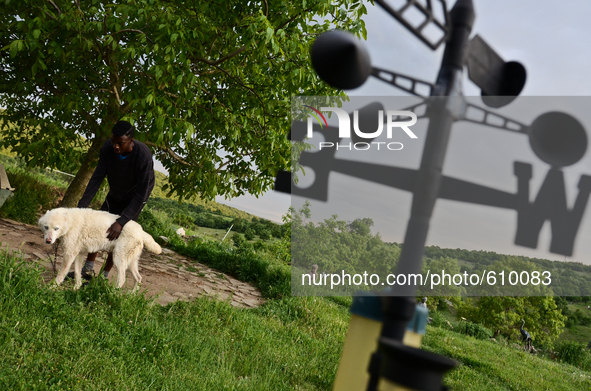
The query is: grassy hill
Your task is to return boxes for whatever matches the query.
[151,170,258,221]
[0,252,590,390]
[0,160,590,389]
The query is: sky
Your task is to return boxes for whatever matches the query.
[157,1,591,263]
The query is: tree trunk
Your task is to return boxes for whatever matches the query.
[60,135,107,207]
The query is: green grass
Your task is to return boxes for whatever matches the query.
[0,253,349,391]
[562,326,591,346]
[193,226,231,241]
[423,327,591,390]
[0,154,72,190]
[2,254,591,390]
[137,208,290,300]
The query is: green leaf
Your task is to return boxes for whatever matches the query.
[265,27,273,42]
[9,40,23,57]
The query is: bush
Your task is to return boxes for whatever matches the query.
[555,341,587,366]
[1,169,62,224]
[456,320,493,340]
[244,228,255,241]
[429,311,453,330]
[231,233,246,248]
[173,212,194,229]
[259,229,271,241]
[253,240,266,251]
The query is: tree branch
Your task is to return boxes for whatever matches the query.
[72,0,86,21]
[206,37,218,57]
[112,28,154,44]
[214,65,267,128]
[144,141,196,167]
[47,0,61,17]
[277,7,315,31]
[37,7,57,21]
[193,46,247,66]
[162,90,179,99]
[113,85,121,106]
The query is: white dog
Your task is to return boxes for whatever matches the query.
[38,207,162,290]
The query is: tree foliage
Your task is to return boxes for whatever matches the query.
[290,201,400,277]
[458,296,566,347]
[0,0,370,205]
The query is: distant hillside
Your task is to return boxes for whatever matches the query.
[388,242,591,297]
[151,170,257,221]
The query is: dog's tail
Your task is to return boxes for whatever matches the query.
[142,232,162,254]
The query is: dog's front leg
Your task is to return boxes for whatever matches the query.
[54,251,78,287]
[73,255,84,290]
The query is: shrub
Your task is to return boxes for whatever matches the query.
[244,228,255,241]
[231,233,246,248]
[1,169,61,224]
[259,229,271,241]
[253,240,266,251]
[555,341,587,366]
[429,311,452,330]
[173,212,194,229]
[456,320,493,340]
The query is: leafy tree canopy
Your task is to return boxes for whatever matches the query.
[0,0,369,205]
[458,296,566,347]
[290,202,400,277]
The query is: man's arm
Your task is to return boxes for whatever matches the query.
[77,147,107,208]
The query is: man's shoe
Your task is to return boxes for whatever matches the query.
[65,271,94,281]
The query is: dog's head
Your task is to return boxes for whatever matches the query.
[38,208,68,244]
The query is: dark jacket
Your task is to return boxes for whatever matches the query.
[78,139,155,226]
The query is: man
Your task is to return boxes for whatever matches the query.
[70,120,155,280]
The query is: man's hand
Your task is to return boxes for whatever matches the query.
[106,221,123,241]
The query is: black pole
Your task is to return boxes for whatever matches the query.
[394,0,475,290]
[367,1,475,390]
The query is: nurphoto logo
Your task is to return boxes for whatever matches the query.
[305,106,418,151]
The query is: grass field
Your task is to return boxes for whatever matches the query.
[1,160,591,390]
[189,226,279,245]
[0,254,348,391]
[2,254,591,390]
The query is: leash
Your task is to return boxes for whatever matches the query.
[51,239,59,276]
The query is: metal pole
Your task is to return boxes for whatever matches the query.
[366,1,475,389]
[393,0,475,294]
[221,224,234,243]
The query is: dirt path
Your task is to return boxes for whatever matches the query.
[0,217,265,308]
